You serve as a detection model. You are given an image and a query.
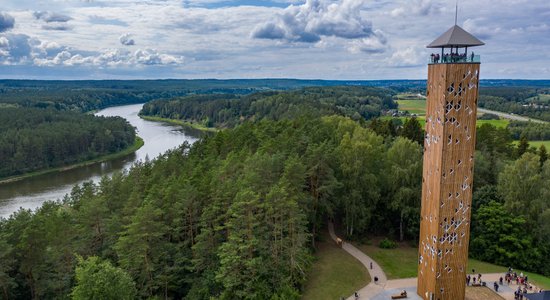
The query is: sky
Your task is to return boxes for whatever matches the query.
[0,0,549,80]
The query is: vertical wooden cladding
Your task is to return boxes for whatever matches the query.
[418,63,480,300]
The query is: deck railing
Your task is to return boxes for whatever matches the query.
[429,55,480,64]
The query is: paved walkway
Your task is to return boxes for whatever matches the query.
[474,273,541,300]
[328,222,387,299]
[326,222,534,300]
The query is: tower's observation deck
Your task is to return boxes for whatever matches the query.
[426,25,484,65]
[417,24,484,300]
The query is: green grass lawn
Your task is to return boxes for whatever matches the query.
[476,119,510,128]
[356,242,550,289]
[513,140,550,149]
[302,233,370,300]
[380,116,507,131]
[396,100,427,115]
[357,244,419,279]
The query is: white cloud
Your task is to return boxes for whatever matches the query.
[0,12,15,32]
[33,11,72,23]
[387,47,424,67]
[0,34,34,64]
[41,23,73,31]
[33,48,184,67]
[0,36,9,47]
[252,0,381,43]
[348,29,388,53]
[119,33,135,46]
[0,0,550,79]
[390,0,442,18]
[462,18,500,40]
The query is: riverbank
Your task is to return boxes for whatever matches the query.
[0,136,144,185]
[140,115,219,132]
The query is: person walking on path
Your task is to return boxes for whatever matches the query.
[327,222,387,300]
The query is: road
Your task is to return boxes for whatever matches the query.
[477,108,546,123]
[416,93,546,123]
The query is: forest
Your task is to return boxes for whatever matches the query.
[0,81,549,299]
[0,111,548,299]
[0,115,425,299]
[507,120,550,140]
[139,86,397,128]
[0,108,136,179]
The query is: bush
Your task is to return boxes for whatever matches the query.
[379,238,397,249]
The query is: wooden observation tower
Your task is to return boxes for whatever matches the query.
[417,22,484,300]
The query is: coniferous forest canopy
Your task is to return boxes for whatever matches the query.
[0,80,549,299]
[0,108,136,179]
[140,86,398,128]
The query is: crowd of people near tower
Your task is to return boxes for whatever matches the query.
[505,268,540,300]
[430,51,475,63]
[465,267,545,299]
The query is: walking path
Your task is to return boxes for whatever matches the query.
[327,222,535,300]
[328,222,388,299]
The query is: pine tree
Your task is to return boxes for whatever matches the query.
[401,117,424,145]
[517,135,530,158]
[216,190,270,299]
[115,201,169,297]
[539,145,548,167]
[72,256,136,300]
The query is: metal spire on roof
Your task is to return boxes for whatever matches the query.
[455,0,458,25]
[426,0,484,49]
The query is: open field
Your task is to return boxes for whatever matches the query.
[380,116,509,130]
[476,119,509,128]
[396,100,426,115]
[356,242,550,289]
[513,140,550,149]
[302,232,370,300]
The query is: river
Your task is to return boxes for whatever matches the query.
[0,103,200,218]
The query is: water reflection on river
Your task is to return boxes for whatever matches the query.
[0,104,200,218]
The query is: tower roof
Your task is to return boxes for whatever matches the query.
[427,25,484,48]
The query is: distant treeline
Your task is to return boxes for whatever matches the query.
[1,79,549,113]
[0,108,136,179]
[140,86,398,128]
[0,79,394,112]
[508,120,550,140]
